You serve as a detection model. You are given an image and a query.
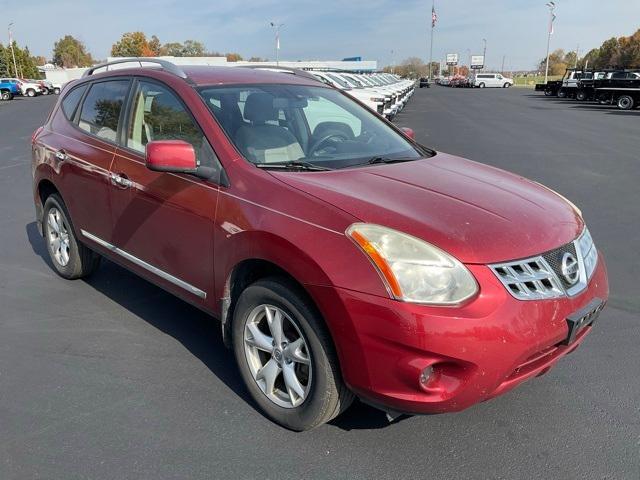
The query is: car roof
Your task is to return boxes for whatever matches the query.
[81,65,325,88]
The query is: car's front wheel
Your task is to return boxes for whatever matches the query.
[232,278,353,431]
[478,82,485,88]
[1,91,12,101]
[53,87,61,95]
[43,194,101,279]
[26,88,36,97]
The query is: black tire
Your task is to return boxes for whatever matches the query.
[478,82,485,88]
[26,88,36,97]
[544,89,553,96]
[503,83,511,88]
[53,88,61,95]
[232,278,354,431]
[557,89,567,98]
[41,89,48,95]
[42,194,101,279]
[1,90,12,101]
[617,95,634,110]
[576,90,587,101]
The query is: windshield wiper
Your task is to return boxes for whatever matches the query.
[366,156,417,165]
[254,161,332,171]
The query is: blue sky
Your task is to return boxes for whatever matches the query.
[4,0,640,70]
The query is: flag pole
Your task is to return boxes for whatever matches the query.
[544,2,555,83]
[429,0,435,80]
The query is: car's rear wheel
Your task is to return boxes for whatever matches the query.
[617,95,634,110]
[558,89,567,98]
[232,278,353,431]
[1,91,12,101]
[544,89,553,96]
[53,87,61,95]
[26,88,36,97]
[576,90,587,101]
[43,194,101,279]
[503,83,511,88]
[478,82,485,88]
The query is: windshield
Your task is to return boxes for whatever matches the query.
[198,84,426,170]
[326,73,351,89]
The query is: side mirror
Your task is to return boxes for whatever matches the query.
[146,140,197,174]
[400,127,416,140]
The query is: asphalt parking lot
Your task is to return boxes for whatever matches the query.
[1,90,638,479]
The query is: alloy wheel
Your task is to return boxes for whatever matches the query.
[243,304,312,408]
[47,207,71,267]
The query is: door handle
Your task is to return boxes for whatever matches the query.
[54,149,68,161]
[110,173,132,189]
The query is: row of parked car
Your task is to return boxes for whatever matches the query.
[308,71,415,119]
[535,68,640,110]
[0,77,62,101]
[434,73,514,88]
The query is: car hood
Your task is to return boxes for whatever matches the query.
[272,153,583,264]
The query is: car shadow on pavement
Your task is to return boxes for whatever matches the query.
[25,222,252,404]
[26,221,397,430]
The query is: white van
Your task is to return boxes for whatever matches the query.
[474,73,513,88]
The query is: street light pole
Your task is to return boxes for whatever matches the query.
[544,2,556,83]
[270,22,284,66]
[8,22,19,78]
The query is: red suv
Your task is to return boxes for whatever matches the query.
[32,59,608,431]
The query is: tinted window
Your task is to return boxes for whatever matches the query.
[78,80,129,142]
[127,80,221,170]
[61,85,87,120]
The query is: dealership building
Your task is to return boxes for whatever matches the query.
[40,56,378,85]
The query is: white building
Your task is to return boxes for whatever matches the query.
[41,56,378,86]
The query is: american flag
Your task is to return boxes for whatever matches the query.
[432,6,438,27]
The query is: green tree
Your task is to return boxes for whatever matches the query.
[53,35,94,67]
[0,42,39,78]
[160,42,184,56]
[181,40,205,57]
[111,32,150,57]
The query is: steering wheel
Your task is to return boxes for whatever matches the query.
[308,132,350,157]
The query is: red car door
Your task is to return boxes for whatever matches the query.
[40,80,130,244]
[109,79,221,308]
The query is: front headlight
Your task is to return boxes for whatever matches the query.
[346,224,478,305]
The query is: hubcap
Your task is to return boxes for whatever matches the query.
[243,304,312,408]
[47,207,70,267]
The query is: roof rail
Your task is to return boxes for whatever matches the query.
[239,65,320,82]
[82,58,194,84]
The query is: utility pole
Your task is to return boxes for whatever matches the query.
[482,38,487,71]
[574,44,579,69]
[270,22,284,66]
[8,22,19,78]
[544,2,556,83]
[501,55,505,74]
[428,0,436,80]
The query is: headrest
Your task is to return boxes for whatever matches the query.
[243,92,278,123]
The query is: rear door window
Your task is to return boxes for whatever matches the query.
[61,84,88,120]
[78,80,130,143]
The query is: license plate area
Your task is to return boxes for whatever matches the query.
[562,298,605,346]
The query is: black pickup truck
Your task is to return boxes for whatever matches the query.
[535,78,563,96]
[591,70,640,109]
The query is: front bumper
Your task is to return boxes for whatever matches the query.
[308,254,609,415]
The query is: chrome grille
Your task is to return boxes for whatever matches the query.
[491,257,564,300]
[490,227,598,301]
